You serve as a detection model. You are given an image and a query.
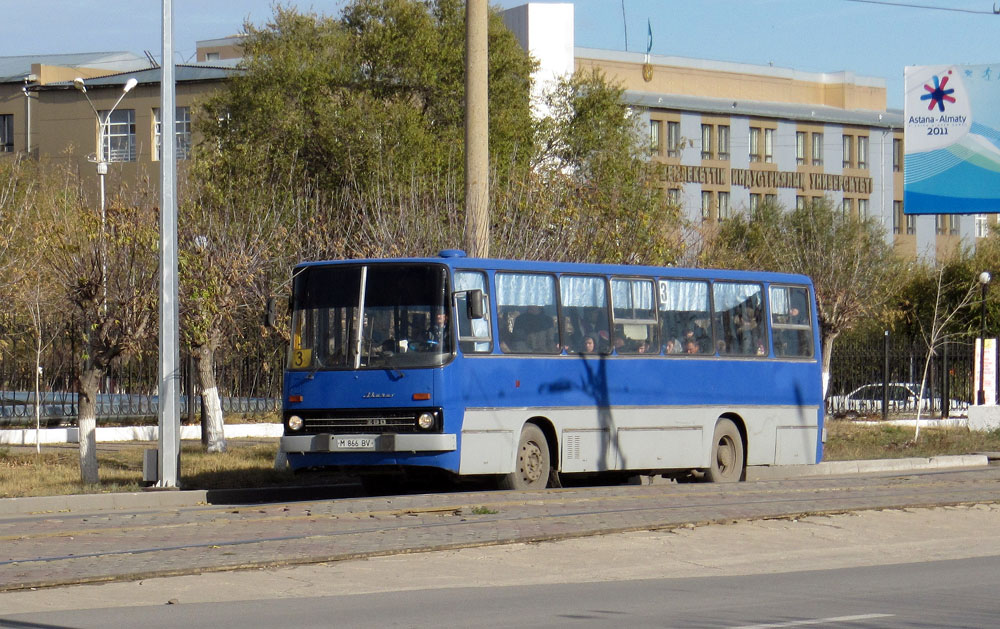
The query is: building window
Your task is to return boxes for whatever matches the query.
[153,107,191,161]
[893,138,902,172]
[206,52,221,62]
[842,135,853,168]
[100,109,136,162]
[718,192,730,220]
[858,136,869,170]
[666,121,681,157]
[811,132,823,166]
[667,188,681,205]
[701,124,713,159]
[749,127,761,162]
[976,214,989,238]
[764,128,774,163]
[858,198,869,219]
[749,193,761,215]
[796,132,806,165]
[949,215,960,236]
[796,195,806,210]
[701,191,713,222]
[718,125,730,160]
[0,114,12,152]
[765,193,777,206]
[649,120,662,156]
[893,201,903,234]
[906,214,915,235]
[842,198,853,218]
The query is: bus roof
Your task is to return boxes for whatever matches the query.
[293,250,813,286]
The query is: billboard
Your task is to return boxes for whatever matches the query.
[904,64,1000,215]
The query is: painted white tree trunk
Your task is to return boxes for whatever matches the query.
[197,344,227,453]
[77,368,101,484]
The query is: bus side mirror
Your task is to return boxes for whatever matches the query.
[467,289,485,319]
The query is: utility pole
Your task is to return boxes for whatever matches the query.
[464,0,489,258]
[157,0,181,488]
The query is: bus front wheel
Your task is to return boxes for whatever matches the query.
[705,418,744,483]
[499,424,550,490]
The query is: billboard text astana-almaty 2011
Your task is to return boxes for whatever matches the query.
[905,64,1000,215]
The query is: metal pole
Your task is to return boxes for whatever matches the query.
[463,0,489,258]
[882,330,889,422]
[979,281,988,406]
[157,0,181,488]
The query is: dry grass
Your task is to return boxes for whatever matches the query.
[0,440,308,498]
[823,420,1000,461]
[2,423,999,498]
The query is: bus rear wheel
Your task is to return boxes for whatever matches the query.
[705,418,744,483]
[499,424,550,490]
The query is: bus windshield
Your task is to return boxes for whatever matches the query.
[289,263,452,370]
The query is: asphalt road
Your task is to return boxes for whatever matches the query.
[3,505,999,627]
[2,465,999,593]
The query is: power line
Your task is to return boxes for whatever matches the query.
[839,0,1000,15]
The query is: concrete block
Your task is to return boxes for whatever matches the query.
[967,406,1000,431]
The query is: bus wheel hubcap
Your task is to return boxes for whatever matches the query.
[521,441,542,482]
[717,438,735,471]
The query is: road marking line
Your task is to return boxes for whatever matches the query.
[732,614,894,628]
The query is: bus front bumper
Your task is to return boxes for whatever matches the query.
[280,433,457,453]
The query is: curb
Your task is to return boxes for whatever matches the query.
[1,455,990,516]
[747,454,990,481]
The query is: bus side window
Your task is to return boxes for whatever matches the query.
[658,279,711,355]
[455,271,493,354]
[559,275,610,354]
[770,285,813,358]
[497,272,560,354]
[611,278,659,354]
[713,282,766,356]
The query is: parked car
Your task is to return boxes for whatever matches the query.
[827,382,968,419]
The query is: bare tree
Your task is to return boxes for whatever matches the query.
[43,174,158,484]
[908,267,980,440]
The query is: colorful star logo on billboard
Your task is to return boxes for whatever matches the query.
[904,64,1000,215]
[921,72,956,112]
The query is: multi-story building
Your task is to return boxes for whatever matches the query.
[504,2,993,262]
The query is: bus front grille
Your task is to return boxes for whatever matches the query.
[284,408,441,435]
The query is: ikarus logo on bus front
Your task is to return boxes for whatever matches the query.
[363,392,394,399]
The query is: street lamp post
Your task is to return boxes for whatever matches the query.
[978,271,991,406]
[73,77,138,309]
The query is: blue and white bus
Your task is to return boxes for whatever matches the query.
[280,251,824,489]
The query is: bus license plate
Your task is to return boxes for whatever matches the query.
[335,437,375,450]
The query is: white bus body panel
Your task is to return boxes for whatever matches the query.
[459,405,819,475]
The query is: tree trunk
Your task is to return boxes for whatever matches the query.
[196,343,227,453]
[77,367,101,484]
[821,331,837,401]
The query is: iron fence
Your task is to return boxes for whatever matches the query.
[0,317,284,428]
[827,332,982,419]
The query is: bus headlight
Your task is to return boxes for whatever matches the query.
[417,412,435,430]
[287,415,304,431]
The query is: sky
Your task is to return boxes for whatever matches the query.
[3,0,1000,109]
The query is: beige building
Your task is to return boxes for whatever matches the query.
[0,48,237,198]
